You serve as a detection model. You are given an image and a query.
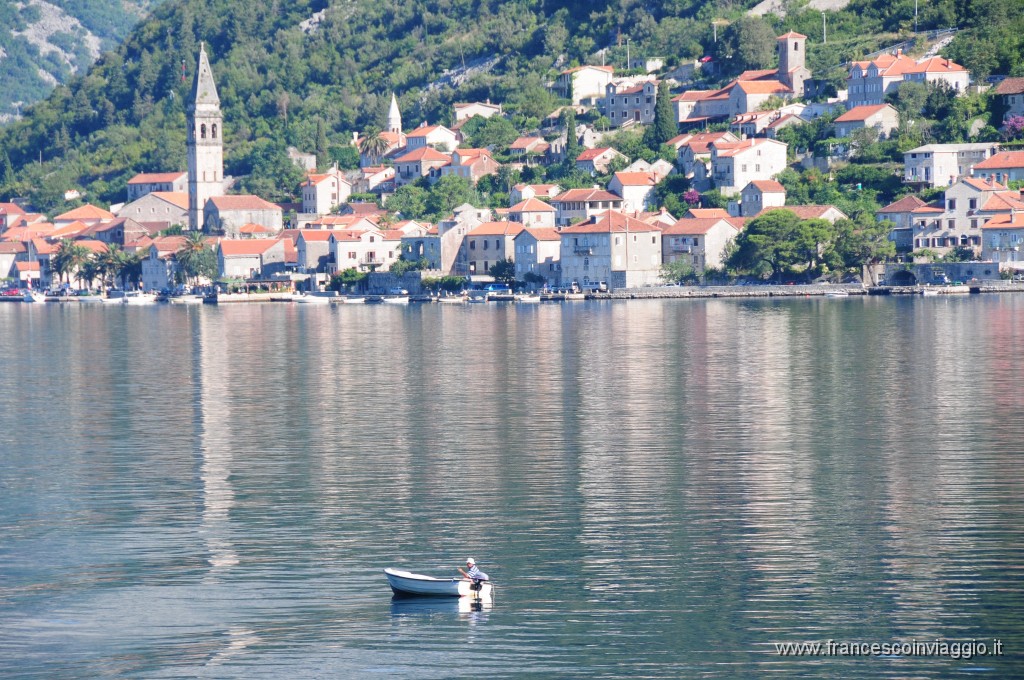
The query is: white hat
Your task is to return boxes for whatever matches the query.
[466,558,475,565]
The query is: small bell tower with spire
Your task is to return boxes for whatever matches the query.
[187,42,224,231]
[387,93,402,134]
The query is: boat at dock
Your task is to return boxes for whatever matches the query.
[384,568,493,601]
[168,295,204,304]
[296,294,332,304]
[121,291,158,305]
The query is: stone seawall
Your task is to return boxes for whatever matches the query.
[600,282,1024,300]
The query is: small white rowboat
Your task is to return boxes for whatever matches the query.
[384,568,493,600]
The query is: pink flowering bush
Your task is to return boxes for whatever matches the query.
[1003,116,1024,140]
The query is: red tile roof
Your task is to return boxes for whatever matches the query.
[685,208,731,218]
[994,78,1024,96]
[50,221,90,238]
[747,180,786,193]
[974,151,1024,170]
[713,138,779,157]
[671,90,715,103]
[553,188,622,203]
[510,198,556,213]
[735,80,791,95]
[576,148,612,161]
[878,195,928,213]
[510,136,545,150]
[662,217,739,236]
[406,124,453,138]
[219,238,281,256]
[209,195,281,211]
[737,69,779,81]
[835,104,894,122]
[468,221,525,236]
[149,191,190,210]
[560,210,657,234]
[394,147,451,163]
[127,172,187,185]
[55,204,115,221]
[962,177,1006,191]
[519,227,561,241]
[756,205,846,220]
[910,57,966,74]
[981,192,1024,212]
[981,213,1024,229]
[30,237,57,254]
[238,223,274,234]
[612,172,657,187]
[296,229,334,241]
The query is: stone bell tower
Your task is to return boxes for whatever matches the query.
[187,43,224,231]
[776,31,810,98]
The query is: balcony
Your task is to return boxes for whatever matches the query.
[671,245,694,253]
[573,246,594,255]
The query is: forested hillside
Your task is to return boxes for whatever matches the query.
[0,0,1021,214]
[0,0,164,118]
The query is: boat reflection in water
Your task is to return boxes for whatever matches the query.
[390,595,492,621]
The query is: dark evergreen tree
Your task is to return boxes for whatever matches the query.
[646,81,676,149]
[561,107,580,164]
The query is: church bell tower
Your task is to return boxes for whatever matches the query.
[187,43,224,231]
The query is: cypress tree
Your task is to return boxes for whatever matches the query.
[1,150,14,188]
[315,117,329,169]
[651,81,676,148]
[562,107,580,163]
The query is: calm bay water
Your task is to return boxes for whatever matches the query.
[0,297,1022,678]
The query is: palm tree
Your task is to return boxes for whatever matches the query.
[97,244,124,291]
[360,127,390,165]
[53,239,91,289]
[177,231,211,286]
[120,251,144,290]
[78,259,102,291]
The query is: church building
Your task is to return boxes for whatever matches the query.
[188,43,225,231]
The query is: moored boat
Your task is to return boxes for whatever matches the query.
[514,293,541,303]
[296,293,332,304]
[382,296,410,305]
[168,295,204,304]
[22,290,46,303]
[122,291,158,305]
[384,568,493,600]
